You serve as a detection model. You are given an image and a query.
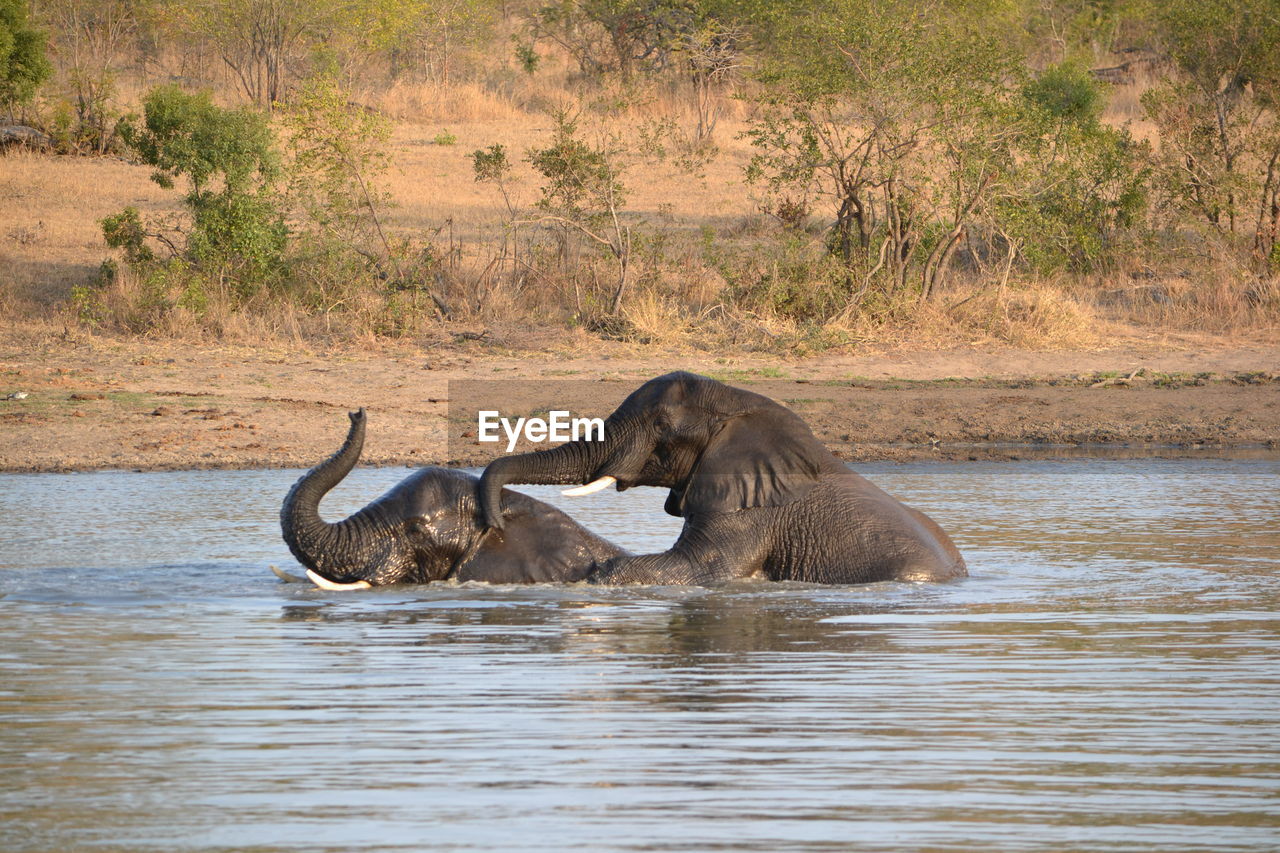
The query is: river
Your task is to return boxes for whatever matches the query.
[1,459,1277,851]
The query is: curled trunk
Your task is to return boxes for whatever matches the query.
[280,409,369,574]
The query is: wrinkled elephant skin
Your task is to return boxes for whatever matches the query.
[479,372,965,585]
[282,410,625,588]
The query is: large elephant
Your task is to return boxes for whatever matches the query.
[281,409,625,589]
[479,371,966,585]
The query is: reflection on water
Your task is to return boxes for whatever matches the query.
[1,460,1278,851]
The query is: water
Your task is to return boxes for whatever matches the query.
[1,460,1277,851]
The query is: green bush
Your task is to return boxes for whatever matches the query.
[101,207,155,265]
[1001,64,1150,274]
[528,111,627,227]
[1022,62,1103,125]
[89,80,445,336]
[1140,0,1280,272]
[0,0,50,112]
[743,0,1024,301]
[114,85,287,294]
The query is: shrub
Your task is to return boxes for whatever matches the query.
[743,0,1023,303]
[0,0,50,113]
[115,85,287,294]
[997,64,1150,274]
[1141,0,1280,274]
[86,80,449,337]
[100,207,154,265]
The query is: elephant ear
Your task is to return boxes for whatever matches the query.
[675,408,825,516]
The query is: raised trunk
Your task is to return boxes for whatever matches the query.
[479,434,613,530]
[280,409,368,573]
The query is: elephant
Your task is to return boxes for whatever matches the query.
[479,371,966,585]
[280,409,626,589]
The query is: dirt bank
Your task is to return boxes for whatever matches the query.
[1,329,1276,472]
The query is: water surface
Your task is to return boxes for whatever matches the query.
[1,460,1277,851]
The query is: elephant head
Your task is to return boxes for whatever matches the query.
[282,409,623,589]
[479,371,845,529]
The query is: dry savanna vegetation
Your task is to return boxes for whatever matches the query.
[2,0,1279,355]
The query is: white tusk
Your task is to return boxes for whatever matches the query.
[562,475,616,497]
[306,569,372,591]
[270,564,309,584]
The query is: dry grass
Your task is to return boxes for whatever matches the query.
[3,52,1278,353]
[621,289,692,346]
[377,117,758,235]
[0,150,172,316]
[372,80,532,123]
[1101,271,1280,333]
[944,284,1104,349]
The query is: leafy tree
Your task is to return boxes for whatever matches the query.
[982,63,1148,276]
[281,75,448,316]
[170,0,364,107]
[41,0,141,152]
[468,141,528,298]
[682,18,746,145]
[385,0,501,85]
[0,0,51,115]
[1024,61,1104,124]
[1142,0,1280,271]
[101,206,157,264]
[283,76,393,261]
[529,112,627,225]
[745,0,1022,303]
[471,143,518,216]
[113,85,286,291]
[526,110,633,312]
[1023,0,1129,65]
[527,0,699,79]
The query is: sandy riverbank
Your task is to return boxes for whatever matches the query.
[1,329,1276,472]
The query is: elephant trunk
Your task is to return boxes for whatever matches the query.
[280,409,375,577]
[479,431,614,530]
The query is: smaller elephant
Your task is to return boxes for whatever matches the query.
[280,409,625,589]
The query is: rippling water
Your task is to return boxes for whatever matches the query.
[1,460,1277,851]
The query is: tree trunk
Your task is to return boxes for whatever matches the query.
[1254,143,1280,273]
